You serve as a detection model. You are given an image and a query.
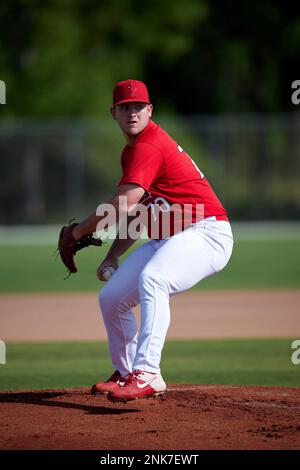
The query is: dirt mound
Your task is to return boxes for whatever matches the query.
[0,384,299,450]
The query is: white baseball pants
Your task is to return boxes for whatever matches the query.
[99,217,234,376]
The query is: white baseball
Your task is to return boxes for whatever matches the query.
[101,266,115,281]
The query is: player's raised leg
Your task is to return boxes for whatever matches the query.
[107,219,233,401]
[134,220,233,373]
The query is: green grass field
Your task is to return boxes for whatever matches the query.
[0,239,299,292]
[1,225,299,392]
[0,339,298,391]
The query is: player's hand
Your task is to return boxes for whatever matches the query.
[97,255,119,281]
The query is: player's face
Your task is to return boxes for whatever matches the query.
[112,102,153,137]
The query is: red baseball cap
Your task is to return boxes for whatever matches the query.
[113,79,150,106]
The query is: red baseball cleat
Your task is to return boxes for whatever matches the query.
[91,370,127,394]
[107,370,166,402]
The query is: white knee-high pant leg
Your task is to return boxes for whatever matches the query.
[99,218,233,376]
[132,219,233,373]
[99,241,157,376]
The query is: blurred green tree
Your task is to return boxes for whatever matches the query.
[0,0,208,117]
[147,1,300,113]
[1,0,299,115]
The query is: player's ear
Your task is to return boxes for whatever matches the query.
[111,106,116,120]
[148,103,153,117]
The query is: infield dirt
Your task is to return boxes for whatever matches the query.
[1,289,299,450]
[1,289,300,341]
[0,384,299,449]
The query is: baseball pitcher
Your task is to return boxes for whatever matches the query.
[58,79,233,402]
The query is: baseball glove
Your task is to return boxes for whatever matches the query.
[58,221,103,278]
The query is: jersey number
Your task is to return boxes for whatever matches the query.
[177,145,205,179]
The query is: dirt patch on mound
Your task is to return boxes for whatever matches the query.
[0,385,299,450]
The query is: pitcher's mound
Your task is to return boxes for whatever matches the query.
[0,384,299,450]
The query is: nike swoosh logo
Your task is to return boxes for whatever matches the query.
[137,378,156,389]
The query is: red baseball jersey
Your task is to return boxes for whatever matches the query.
[118,120,228,238]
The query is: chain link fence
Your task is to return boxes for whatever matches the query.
[1,114,299,224]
